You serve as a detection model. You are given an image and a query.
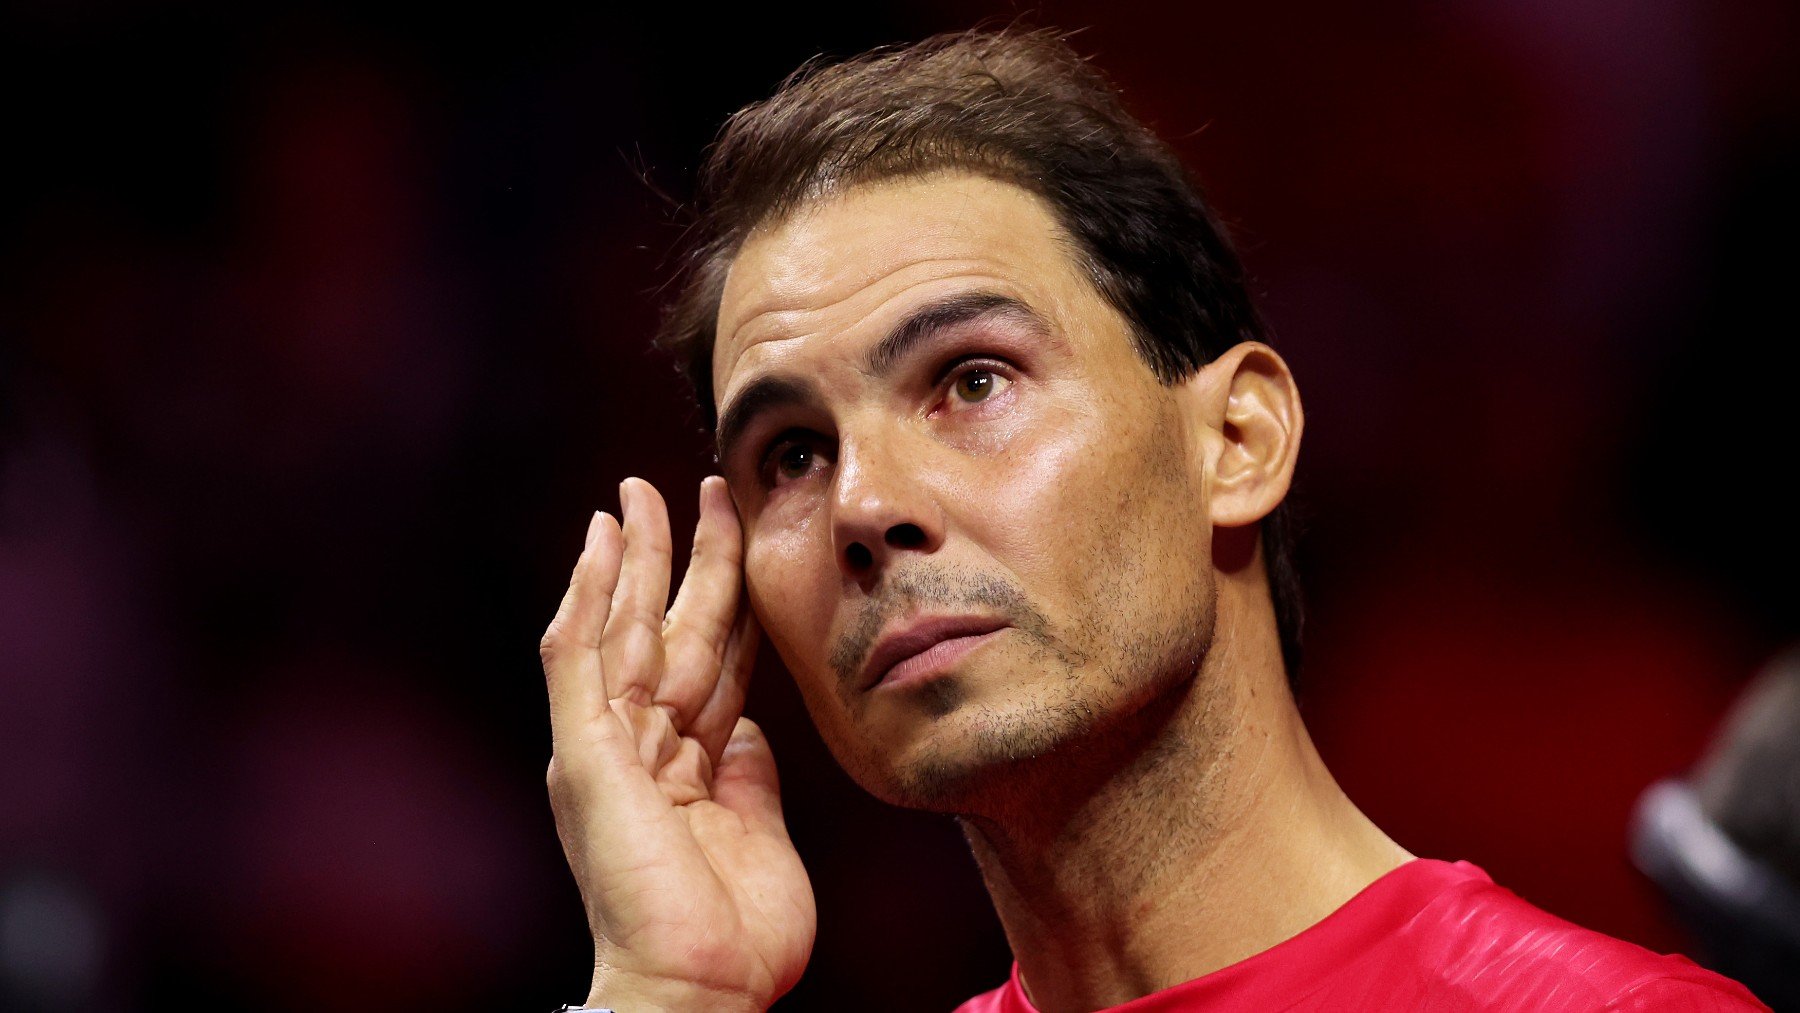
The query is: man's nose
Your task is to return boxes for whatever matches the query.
[829,432,944,581]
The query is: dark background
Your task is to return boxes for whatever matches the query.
[2,1,1796,1010]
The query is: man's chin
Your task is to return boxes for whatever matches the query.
[848,688,1102,814]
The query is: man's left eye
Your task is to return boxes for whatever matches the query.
[949,369,1010,407]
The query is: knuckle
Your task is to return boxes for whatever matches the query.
[627,600,668,632]
[663,616,714,651]
[537,625,563,665]
[545,755,585,800]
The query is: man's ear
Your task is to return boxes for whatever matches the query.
[1180,342,1304,528]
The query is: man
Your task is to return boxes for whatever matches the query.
[537,28,1767,1012]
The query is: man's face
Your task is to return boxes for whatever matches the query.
[711,171,1221,811]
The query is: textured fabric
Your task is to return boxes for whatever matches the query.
[953,859,1768,1012]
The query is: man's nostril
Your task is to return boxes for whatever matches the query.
[846,542,874,570]
[886,523,925,549]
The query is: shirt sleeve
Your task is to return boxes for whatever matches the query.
[1598,974,1771,1012]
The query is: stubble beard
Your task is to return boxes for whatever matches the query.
[887,572,1218,822]
[819,563,1104,813]
[852,509,1220,821]
[827,402,1221,822]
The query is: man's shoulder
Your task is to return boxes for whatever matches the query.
[1594,974,1776,1012]
[1372,861,1766,1011]
[950,983,1009,1013]
[950,860,1768,1012]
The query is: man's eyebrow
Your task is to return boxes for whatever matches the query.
[864,291,1048,377]
[715,374,821,467]
[713,292,1047,465]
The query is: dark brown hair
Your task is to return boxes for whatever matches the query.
[657,26,1305,682]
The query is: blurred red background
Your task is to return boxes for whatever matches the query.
[2,2,1795,1010]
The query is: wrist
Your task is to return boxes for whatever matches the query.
[586,967,764,1013]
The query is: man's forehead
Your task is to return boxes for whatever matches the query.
[711,173,1077,398]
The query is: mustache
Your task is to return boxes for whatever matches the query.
[827,566,1052,692]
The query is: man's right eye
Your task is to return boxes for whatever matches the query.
[760,431,824,487]
[776,443,813,480]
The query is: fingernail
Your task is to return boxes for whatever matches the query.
[618,479,631,520]
[585,510,604,550]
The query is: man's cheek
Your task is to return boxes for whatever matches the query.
[746,534,829,662]
[978,416,1105,553]
[744,518,811,599]
[744,544,792,645]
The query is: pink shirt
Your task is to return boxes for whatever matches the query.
[953,859,1766,1012]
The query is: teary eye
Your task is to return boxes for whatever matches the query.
[759,430,826,488]
[949,368,1010,407]
[776,442,813,480]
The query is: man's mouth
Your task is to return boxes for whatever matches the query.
[860,615,1010,691]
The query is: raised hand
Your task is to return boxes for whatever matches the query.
[541,476,815,1012]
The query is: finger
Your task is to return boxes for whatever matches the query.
[658,476,746,726]
[540,510,624,747]
[601,477,673,705]
[710,717,791,842]
[692,602,760,766]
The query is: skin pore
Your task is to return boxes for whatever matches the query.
[710,171,1411,1012]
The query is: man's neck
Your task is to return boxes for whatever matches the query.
[957,620,1411,1013]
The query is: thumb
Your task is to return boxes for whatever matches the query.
[711,717,790,842]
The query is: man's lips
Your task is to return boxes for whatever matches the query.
[861,615,1010,690]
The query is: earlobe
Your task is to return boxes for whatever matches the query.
[1199,343,1303,528]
